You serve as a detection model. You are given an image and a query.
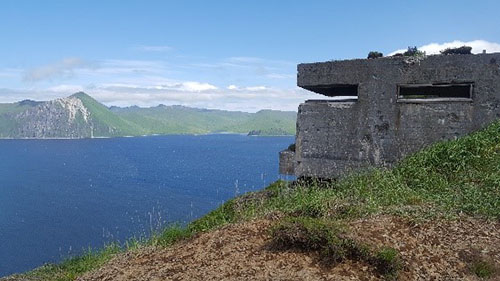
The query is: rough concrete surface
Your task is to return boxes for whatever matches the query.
[281,53,500,178]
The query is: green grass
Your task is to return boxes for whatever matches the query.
[0,102,38,137]
[72,92,147,137]
[8,120,500,280]
[373,247,402,280]
[112,106,297,136]
[239,120,500,221]
[19,244,121,281]
[471,260,496,279]
[270,217,402,279]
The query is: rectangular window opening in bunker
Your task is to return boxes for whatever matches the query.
[303,84,358,101]
[398,83,473,102]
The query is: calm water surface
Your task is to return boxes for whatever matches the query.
[0,134,293,277]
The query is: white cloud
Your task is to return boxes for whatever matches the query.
[0,82,319,112]
[224,85,272,92]
[23,57,90,82]
[5,54,305,112]
[245,86,268,91]
[134,45,173,52]
[92,85,313,112]
[180,82,217,91]
[100,81,217,92]
[47,84,84,93]
[389,40,500,56]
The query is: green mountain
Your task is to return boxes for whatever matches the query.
[0,92,296,138]
[110,105,297,135]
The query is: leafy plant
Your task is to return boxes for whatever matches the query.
[403,46,425,57]
[441,46,472,55]
[368,51,384,59]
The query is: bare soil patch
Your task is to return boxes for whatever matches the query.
[77,216,500,281]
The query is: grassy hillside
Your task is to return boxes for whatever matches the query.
[0,101,40,115]
[226,109,297,135]
[0,101,41,137]
[110,105,252,135]
[71,92,147,137]
[9,120,500,281]
[111,105,296,135]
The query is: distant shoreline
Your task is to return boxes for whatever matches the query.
[0,132,295,140]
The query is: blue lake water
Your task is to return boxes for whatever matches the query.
[0,134,294,277]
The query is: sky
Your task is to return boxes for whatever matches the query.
[0,0,499,112]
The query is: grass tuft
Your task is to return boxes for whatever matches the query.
[372,247,402,280]
[471,260,496,279]
[149,224,193,248]
[270,216,402,278]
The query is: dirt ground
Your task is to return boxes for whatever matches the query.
[78,215,500,281]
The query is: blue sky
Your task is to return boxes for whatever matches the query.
[0,0,499,111]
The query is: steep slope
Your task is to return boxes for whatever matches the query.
[76,217,499,281]
[0,96,94,138]
[78,120,500,280]
[0,100,42,137]
[71,92,146,137]
[0,93,144,138]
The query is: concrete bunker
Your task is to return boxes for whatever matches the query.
[280,53,500,178]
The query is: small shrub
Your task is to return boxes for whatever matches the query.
[287,143,296,152]
[368,51,384,59]
[403,46,425,57]
[441,46,472,55]
[373,247,402,279]
[270,217,343,251]
[270,217,354,264]
[471,260,496,279]
[392,53,404,57]
[270,217,402,278]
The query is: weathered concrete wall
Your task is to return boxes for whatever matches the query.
[279,150,295,175]
[283,53,500,178]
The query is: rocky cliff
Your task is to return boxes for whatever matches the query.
[12,96,94,138]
